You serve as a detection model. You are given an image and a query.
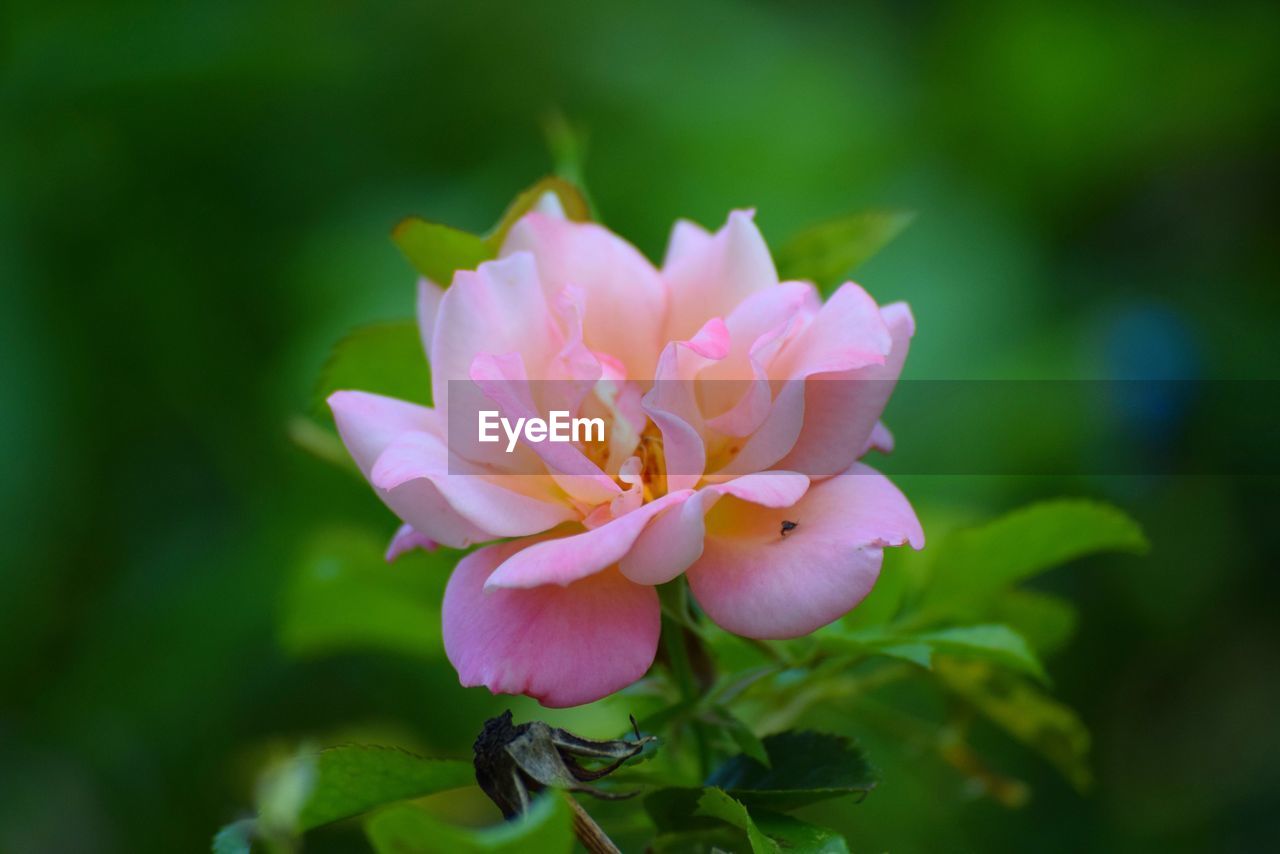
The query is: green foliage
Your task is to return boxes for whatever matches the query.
[704,730,876,811]
[833,623,1048,684]
[313,320,431,415]
[934,659,1092,791]
[694,789,779,853]
[775,211,914,292]
[292,746,473,831]
[487,176,592,248]
[391,218,494,285]
[365,792,573,853]
[922,499,1148,611]
[392,175,591,285]
[211,819,255,854]
[646,745,862,854]
[278,528,450,660]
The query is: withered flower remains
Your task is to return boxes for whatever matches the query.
[473,710,654,818]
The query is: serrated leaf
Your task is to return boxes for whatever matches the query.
[705,730,876,811]
[775,211,914,292]
[752,811,850,854]
[647,788,851,853]
[211,819,255,854]
[313,320,431,416]
[486,176,591,249]
[365,791,572,853]
[391,217,494,285]
[696,789,778,853]
[286,746,473,831]
[922,499,1147,609]
[934,659,1092,791]
[278,528,450,660]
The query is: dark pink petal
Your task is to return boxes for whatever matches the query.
[443,540,661,708]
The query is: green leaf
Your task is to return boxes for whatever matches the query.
[365,792,573,854]
[775,210,914,292]
[288,746,473,831]
[391,217,494,284]
[278,528,450,660]
[820,622,1047,682]
[486,176,591,249]
[646,788,850,853]
[695,789,777,854]
[934,659,1092,791]
[705,730,876,811]
[286,415,359,475]
[990,590,1078,655]
[706,705,770,767]
[911,625,1048,684]
[313,320,431,415]
[211,819,255,854]
[922,499,1148,609]
[752,812,850,854]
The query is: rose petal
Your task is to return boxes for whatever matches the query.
[485,488,694,589]
[777,302,914,477]
[503,212,667,382]
[443,539,661,708]
[620,471,810,586]
[687,463,923,638]
[663,210,779,341]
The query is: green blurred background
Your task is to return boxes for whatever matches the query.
[3,0,1279,851]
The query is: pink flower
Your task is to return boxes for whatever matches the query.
[329,203,923,707]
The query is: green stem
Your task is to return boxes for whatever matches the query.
[658,581,712,779]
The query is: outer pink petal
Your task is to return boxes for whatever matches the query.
[370,430,576,539]
[620,472,810,585]
[484,488,694,590]
[503,213,667,381]
[663,210,779,341]
[385,523,438,561]
[777,302,914,477]
[443,540,661,708]
[768,282,892,380]
[429,253,559,411]
[687,463,923,639]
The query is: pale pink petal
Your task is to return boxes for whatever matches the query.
[469,350,620,506]
[640,317,729,489]
[687,463,923,638]
[664,210,779,341]
[328,390,442,476]
[768,282,892,380]
[503,212,667,382]
[484,488,694,590]
[777,302,914,477]
[430,253,560,412]
[662,218,712,268]
[370,430,577,539]
[620,472,810,585]
[443,539,660,708]
[385,523,438,562]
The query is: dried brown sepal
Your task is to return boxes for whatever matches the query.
[473,710,655,819]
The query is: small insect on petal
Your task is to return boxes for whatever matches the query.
[780,520,799,537]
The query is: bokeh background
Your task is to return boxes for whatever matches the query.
[3,1,1279,851]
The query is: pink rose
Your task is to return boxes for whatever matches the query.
[329,203,923,707]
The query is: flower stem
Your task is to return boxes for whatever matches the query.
[657,580,713,779]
